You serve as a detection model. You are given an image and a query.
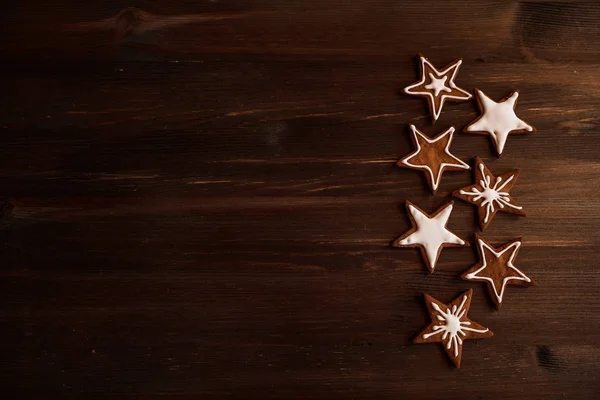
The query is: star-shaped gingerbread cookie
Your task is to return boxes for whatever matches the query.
[404,54,472,122]
[465,89,534,157]
[453,157,525,231]
[461,235,534,310]
[392,201,468,273]
[398,124,470,194]
[414,289,493,368]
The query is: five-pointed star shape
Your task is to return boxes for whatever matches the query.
[392,201,468,273]
[414,289,494,368]
[465,89,535,157]
[398,124,470,194]
[453,156,525,231]
[461,235,534,310]
[404,54,472,122]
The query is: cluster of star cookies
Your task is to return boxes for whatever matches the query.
[394,54,535,368]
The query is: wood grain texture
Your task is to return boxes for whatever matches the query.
[1,0,600,398]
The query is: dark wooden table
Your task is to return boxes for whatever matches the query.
[2,1,600,398]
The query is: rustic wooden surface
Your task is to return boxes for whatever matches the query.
[2,1,600,398]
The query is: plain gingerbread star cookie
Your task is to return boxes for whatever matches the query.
[414,289,494,368]
[465,89,534,156]
[461,235,534,310]
[392,201,468,273]
[397,124,470,194]
[404,54,472,122]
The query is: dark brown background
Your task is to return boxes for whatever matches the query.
[2,1,600,398]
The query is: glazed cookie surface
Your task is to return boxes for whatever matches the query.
[465,89,534,156]
[392,201,467,273]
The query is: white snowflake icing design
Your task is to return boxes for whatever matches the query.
[459,163,522,223]
[422,295,489,358]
